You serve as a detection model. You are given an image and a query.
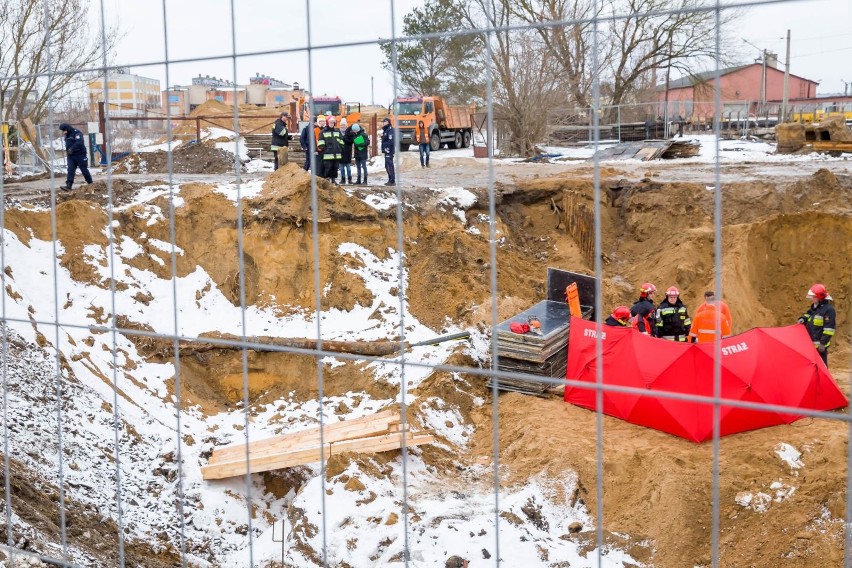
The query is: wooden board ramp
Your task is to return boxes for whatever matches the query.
[201,410,433,480]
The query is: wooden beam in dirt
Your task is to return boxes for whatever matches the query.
[205,409,401,466]
[813,141,852,153]
[201,430,434,480]
[167,333,405,357]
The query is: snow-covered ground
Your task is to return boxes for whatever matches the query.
[0,175,650,566]
[3,129,844,565]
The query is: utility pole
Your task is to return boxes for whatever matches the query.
[760,49,767,116]
[782,30,791,122]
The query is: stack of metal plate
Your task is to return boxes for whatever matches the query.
[489,300,573,396]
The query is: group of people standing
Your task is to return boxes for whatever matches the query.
[272,111,407,187]
[272,112,396,187]
[605,281,836,366]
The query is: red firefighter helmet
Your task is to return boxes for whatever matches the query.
[807,284,828,300]
[666,286,680,296]
[612,306,631,321]
[640,282,657,296]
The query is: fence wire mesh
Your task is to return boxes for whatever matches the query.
[0,0,850,566]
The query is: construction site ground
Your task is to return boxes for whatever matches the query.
[2,139,852,567]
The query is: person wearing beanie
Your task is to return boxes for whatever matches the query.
[380,117,395,186]
[58,123,93,191]
[350,123,370,185]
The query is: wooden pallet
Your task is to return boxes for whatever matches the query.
[201,409,433,480]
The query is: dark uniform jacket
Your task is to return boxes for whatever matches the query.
[381,124,394,155]
[630,297,656,335]
[317,127,343,160]
[271,118,289,150]
[605,316,629,327]
[299,124,313,150]
[655,298,692,341]
[61,124,87,156]
[800,300,836,348]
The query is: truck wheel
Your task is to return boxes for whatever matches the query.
[400,144,410,152]
[462,131,471,148]
[449,132,462,149]
[430,133,440,151]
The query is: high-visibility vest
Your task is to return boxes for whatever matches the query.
[688,306,732,343]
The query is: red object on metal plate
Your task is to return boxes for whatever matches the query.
[509,322,531,334]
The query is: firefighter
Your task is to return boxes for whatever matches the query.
[798,283,836,366]
[655,286,692,342]
[317,115,343,183]
[630,282,657,336]
[605,306,632,327]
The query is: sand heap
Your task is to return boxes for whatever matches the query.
[111,141,242,174]
[3,160,852,566]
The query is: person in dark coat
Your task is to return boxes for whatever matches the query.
[799,283,836,366]
[270,111,290,170]
[630,282,657,336]
[605,306,631,327]
[59,123,93,190]
[654,286,692,342]
[644,116,655,140]
[299,117,316,172]
[316,116,343,183]
[339,118,354,184]
[351,123,370,185]
[380,117,395,186]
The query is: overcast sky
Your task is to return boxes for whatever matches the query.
[95,0,852,106]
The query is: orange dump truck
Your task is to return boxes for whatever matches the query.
[393,96,474,151]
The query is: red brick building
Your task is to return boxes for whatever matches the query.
[658,62,819,120]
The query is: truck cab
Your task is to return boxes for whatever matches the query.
[393,96,473,152]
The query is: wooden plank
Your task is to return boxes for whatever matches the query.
[201,432,434,480]
[207,410,399,466]
[813,141,852,152]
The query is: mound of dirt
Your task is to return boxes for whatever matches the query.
[6,155,852,566]
[111,142,241,174]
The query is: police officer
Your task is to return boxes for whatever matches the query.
[380,117,395,186]
[59,123,93,191]
[799,283,836,366]
[655,286,692,342]
[270,111,290,170]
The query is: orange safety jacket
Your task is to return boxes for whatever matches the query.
[694,300,732,328]
[688,305,732,343]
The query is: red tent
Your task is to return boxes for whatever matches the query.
[564,317,847,442]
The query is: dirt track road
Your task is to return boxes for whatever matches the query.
[4,146,850,203]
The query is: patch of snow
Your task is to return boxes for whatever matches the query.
[774,442,804,471]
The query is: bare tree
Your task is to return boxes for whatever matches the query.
[509,0,739,119]
[605,0,738,114]
[458,0,566,156]
[511,0,606,110]
[0,0,118,123]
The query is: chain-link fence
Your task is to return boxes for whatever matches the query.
[1,0,851,567]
